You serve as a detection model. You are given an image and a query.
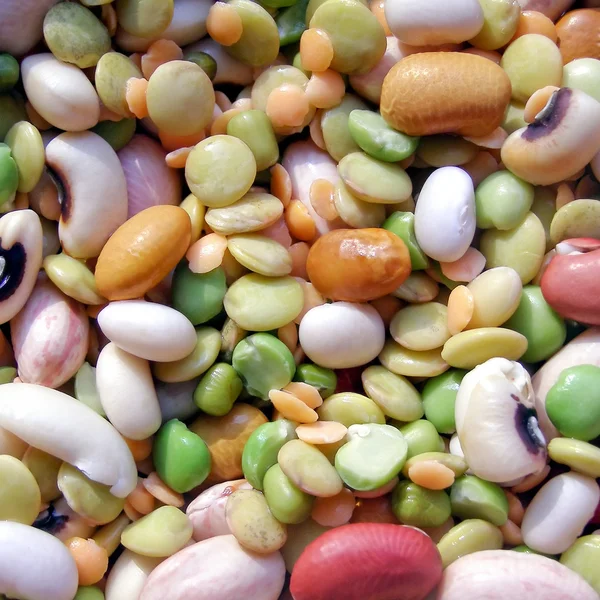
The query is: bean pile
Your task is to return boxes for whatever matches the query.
[0,0,600,598]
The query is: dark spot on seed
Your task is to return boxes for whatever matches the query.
[522,88,572,142]
[33,503,69,534]
[510,394,519,402]
[46,163,71,222]
[515,403,544,455]
[0,239,26,302]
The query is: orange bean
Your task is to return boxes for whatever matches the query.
[293,278,325,324]
[555,182,575,210]
[278,321,298,353]
[312,488,355,527]
[221,248,247,285]
[165,147,193,169]
[510,10,558,44]
[127,479,156,515]
[351,496,398,524]
[309,178,338,221]
[440,247,486,283]
[270,163,293,207]
[283,381,323,409]
[14,192,29,210]
[210,108,244,136]
[206,2,243,46]
[370,295,404,328]
[143,472,185,507]
[231,97,253,111]
[66,537,109,586]
[124,77,149,119]
[122,436,153,462]
[461,47,502,64]
[461,151,499,187]
[214,91,232,112]
[268,389,319,423]
[300,29,334,72]
[186,233,228,274]
[504,490,525,526]
[266,85,310,128]
[447,285,475,335]
[353,477,399,499]
[309,111,326,150]
[294,345,305,366]
[305,70,346,109]
[500,520,524,546]
[511,464,551,494]
[285,200,316,242]
[463,126,507,149]
[123,500,143,521]
[159,129,206,152]
[98,103,123,123]
[295,421,348,444]
[289,242,310,280]
[370,0,392,36]
[141,39,184,79]
[407,461,456,490]
[261,217,292,248]
[523,86,560,123]
[136,456,155,476]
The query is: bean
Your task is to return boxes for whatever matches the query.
[0,454,41,525]
[450,474,509,526]
[437,519,503,568]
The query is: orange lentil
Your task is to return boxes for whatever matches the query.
[268,389,319,423]
[266,85,310,129]
[464,126,507,149]
[523,86,560,123]
[305,70,346,109]
[370,295,405,328]
[289,242,310,279]
[422,518,455,543]
[312,488,356,527]
[353,477,399,499]
[351,496,398,524]
[165,147,193,169]
[270,163,293,207]
[278,321,299,353]
[98,103,123,123]
[123,500,143,522]
[447,285,475,335]
[127,479,156,515]
[210,108,244,136]
[408,461,456,490]
[129,52,143,71]
[440,247,486,283]
[135,456,155,476]
[186,233,228,274]
[143,472,185,507]
[293,278,326,324]
[511,464,551,494]
[461,47,502,64]
[221,248,247,285]
[231,97,253,111]
[295,421,348,444]
[283,381,323,409]
[309,178,338,221]
[461,151,499,187]
[555,182,575,210]
[141,39,183,79]
[500,520,524,546]
[504,490,525,526]
[261,217,292,248]
[14,192,29,210]
[66,537,109,586]
[370,0,392,36]
[92,514,131,557]
[300,29,334,72]
[124,77,149,119]
[206,2,244,46]
[510,11,558,43]
[158,129,206,152]
[309,111,326,150]
[294,345,306,366]
[285,200,317,242]
[398,154,415,170]
[214,90,232,112]
[122,436,153,462]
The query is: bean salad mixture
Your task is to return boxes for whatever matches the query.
[1,0,600,598]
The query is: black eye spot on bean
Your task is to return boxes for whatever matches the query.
[33,503,69,535]
[514,402,544,455]
[522,87,572,142]
[0,239,26,302]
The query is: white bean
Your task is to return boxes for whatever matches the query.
[414,166,476,262]
[96,342,162,440]
[0,382,137,497]
[299,302,385,369]
[105,550,163,600]
[521,472,600,555]
[0,521,78,600]
[98,300,197,362]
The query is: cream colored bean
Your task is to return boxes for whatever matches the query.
[0,426,28,458]
[21,54,100,131]
[96,342,162,440]
[46,132,128,258]
[521,472,600,555]
[389,302,451,351]
[0,383,138,497]
[98,301,197,362]
[105,550,163,600]
[466,267,522,329]
[0,521,78,600]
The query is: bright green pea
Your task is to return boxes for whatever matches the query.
[348,110,419,162]
[321,95,368,162]
[562,58,600,103]
[317,392,385,427]
[242,420,298,490]
[422,369,467,434]
[392,480,451,528]
[90,119,136,151]
[0,366,17,384]
[560,535,600,594]
[0,54,19,93]
[194,363,243,416]
[277,0,310,45]
[545,365,600,441]
[0,93,27,142]
[450,475,508,526]
[0,142,18,207]
[294,364,337,398]
[183,51,218,81]
[153,419,211,493]
[475,171,534,230]
[263,463,314,524]
[232,333,296,400]
[396,419,443,459]
[504,285,566,363]
[227,110,279,172]
[172,263,227,325]
[335,423,408,491]
[74,587,105,600]
[383,212,429,270]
